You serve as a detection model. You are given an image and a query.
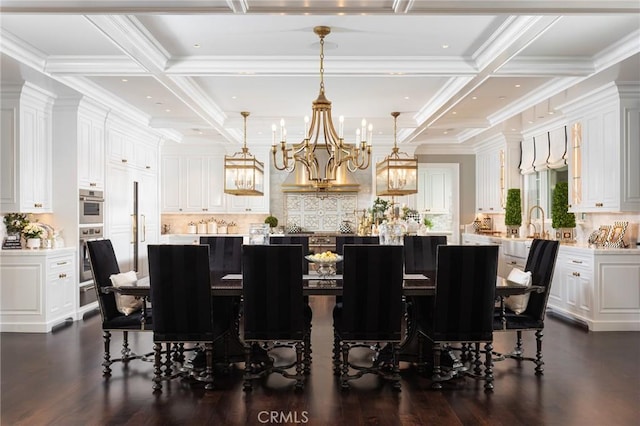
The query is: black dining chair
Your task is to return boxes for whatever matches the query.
[241,244,308,391]
[419,245,499,391]
[493,239,559,375]
[148,244,226,392]
[335,236,380,274]
[199,236,244,367]
[332,244,404,391]
[401,235,447,369]
[87,239,152,377]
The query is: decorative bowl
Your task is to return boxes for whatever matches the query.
[305,254,343,278]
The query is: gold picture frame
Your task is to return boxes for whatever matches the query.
[605,221,628,248]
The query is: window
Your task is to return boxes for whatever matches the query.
[523,166,568,220]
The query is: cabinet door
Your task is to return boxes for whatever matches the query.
[421,167,451,214]
[106,163,135,272]
[47,255,75,319]
[183,157,206,212]
[205,155,226,212]
[78,113,105,190]
[21,104,52,212]
[161,156,182,212]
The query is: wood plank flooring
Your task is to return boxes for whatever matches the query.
[2,296,639,425]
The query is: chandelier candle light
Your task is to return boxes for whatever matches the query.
[224,111,264,196]
[272,26,372,190]
[375,112,418,196]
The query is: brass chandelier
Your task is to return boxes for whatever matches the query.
[375,112,418,196]
[224,111,264,196]
[272,26,372,190]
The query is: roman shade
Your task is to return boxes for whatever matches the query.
[520,126,567,175]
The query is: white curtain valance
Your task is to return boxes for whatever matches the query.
[520,126,567,175]
[520,137,535,175]
[547,126,567,169]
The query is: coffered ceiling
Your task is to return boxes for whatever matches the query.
[1,1,638,152]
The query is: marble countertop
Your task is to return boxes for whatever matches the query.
[0,246,76,256]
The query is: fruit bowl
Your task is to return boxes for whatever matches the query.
[305,253,343,278]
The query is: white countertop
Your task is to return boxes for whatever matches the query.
[462,233,639,254]
[0,246,76,256]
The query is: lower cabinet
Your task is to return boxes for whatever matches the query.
[0,248,77,332]
[547,246,640,331]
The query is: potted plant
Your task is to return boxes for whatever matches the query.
[22,223,43,249]
[552,182,576,242]
[264,215,278,233]
[505,188,523,238]
[3,213,29,249]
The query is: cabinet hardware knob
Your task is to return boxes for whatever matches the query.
[595,202,603,207]
[489,208,494,210]
[146,165,150,169]
[59,273,67,278]
[89,182,97,187]
[572,260,583,264]
[572,272,581,277]
[57,262,67,265]
[122,159,128,163]
[34,203,43,208]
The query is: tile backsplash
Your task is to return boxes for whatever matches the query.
[161,213,268,235]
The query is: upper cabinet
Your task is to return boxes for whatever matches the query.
[562,83,640,213]
[160,144,270,214]
[416,166,451,214]
[77,102,107,190]
[1,83,55,213]
[474,135,521,214]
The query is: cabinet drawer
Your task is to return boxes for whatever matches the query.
[47,256,74,280]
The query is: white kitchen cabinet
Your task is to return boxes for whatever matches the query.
[77,102,107,190]
[416,166,451,214]
[475,146,503,213]
[563,83,640,213]
[0,83,55,213]
[0,248,77,332]
[161,155,226,213]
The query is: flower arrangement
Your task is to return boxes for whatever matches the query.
[22,223,43,239]
[3,213,29,234]
[369,197,391,222]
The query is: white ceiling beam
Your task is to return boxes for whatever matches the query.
[226,0,248,14]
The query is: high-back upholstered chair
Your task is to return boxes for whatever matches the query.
[242,244,307,391]
[199,236,244,366]
[421,245,499,391]
[332,244,404,391]
[87,239,152,377]
[335,236,380,274]
[403,235,447,274]
[494,239,559,375]
[148,244,224,392]
[269,235,310,274]
[401,235,447,368]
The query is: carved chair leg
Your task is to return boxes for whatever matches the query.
[431,343,442,389]
[484,342,494,392]
[391,343,401,391]
[204,342,215,390]
[332,331,341,375]
[243,344,253,392]
[534,329,544,375]
[473,342,482,375]
[340,342,350,390]
[121,331,131,363]
[513,330,524,357]
[153,342,163,392]
[304,329,312,375]
[295,342,304,390]
[417,333,426,374]
[102,330,112,377]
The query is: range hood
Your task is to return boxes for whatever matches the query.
[281,148,360,193]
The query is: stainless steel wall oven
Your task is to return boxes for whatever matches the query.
[79,189,104,224]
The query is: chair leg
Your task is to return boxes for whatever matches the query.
[417,333,426,374]
[121,331,132,362]
[513,330,524,357]
[473,342,482,375]
[391,343,401,391]
[484,342,494,392]
[295,342,304,390]
[243,344,253,392]
[303,329,312,375]
[102,330,112,377]
[204,342,215,390]
[332,331,341,375]
[431,343,443,389]
[340,342,350,390]
[153,342,163,393]
[534,329,544,375]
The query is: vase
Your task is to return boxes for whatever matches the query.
[26,238,41,249]
[506,225,520,238]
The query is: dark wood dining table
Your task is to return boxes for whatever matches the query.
[104,272,542,366]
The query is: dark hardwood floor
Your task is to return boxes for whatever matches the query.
[2,296,639,425]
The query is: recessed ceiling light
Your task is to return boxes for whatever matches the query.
[165,109,171,113]
[472,96,477,100]
[443,131,448,134]
[231,96,237,100]
[452,111,457,115]
[498,96,506,100]
[121,78,128,82]
[515,84,521,88]
[193,43,201,48]
[146,95,152,99]
[442,44,449,49]
[548,111,555,115]
[404,96,410,100]
[155,102,163,105]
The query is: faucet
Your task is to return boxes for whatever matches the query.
[527,205,547,239]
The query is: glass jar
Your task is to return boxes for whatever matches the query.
[249,223,270,245]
